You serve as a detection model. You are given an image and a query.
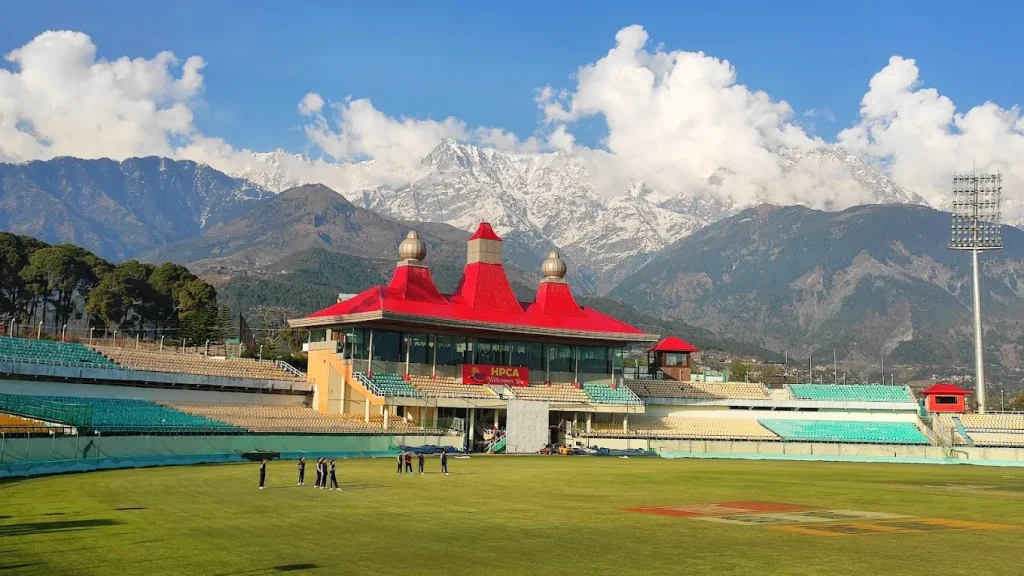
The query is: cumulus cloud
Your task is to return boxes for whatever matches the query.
[1,28,1019,221]
[0,30,204,163]
[838,56,1024,217]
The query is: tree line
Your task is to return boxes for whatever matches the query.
[0,232,230,343]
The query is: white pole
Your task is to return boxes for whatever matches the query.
[160,335,164,351]
[136,333,140,350]
[259,344,263,361]
[182,339,186,354]
[972,248,986,414]
[833,349,837,384]
[61,324,66,342]
[89,327,94,345]
[37,321,42,339]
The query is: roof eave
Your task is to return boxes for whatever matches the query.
[288,310,658,343]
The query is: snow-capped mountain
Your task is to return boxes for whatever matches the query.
[228,140,932,293]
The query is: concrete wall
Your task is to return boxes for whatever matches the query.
[0,380,307,405]
[643,406,921,422]
[0,361,310,393]
[0,433,466,478]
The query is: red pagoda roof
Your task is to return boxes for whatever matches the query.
[468,222,503,241]
[647,336,699,353]
[921,383,971,396]
[292,224,654,342]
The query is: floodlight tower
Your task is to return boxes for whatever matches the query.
[949,173,1002,414]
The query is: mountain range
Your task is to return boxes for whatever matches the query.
[230,140,928,293]
[1,153,1021,385]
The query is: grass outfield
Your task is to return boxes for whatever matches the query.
[2,457,1023,575]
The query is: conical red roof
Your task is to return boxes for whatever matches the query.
[647,336,699,353]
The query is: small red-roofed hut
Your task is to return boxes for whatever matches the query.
[921,382,971,413]
[647,336,700,381]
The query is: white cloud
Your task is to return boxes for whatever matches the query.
[297,92,324,116]
[0,30,204,163]
[1,28,1019,221]
[838,56,1024,217]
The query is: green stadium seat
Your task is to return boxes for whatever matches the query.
[758,419,928,444]
[582,384,643,405]
[17,394,243,434]
[355,372,422,397]
[787,384,914,403]
[0,336,119,368]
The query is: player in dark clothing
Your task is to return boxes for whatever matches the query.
[314,458,323,488]
[318,458,327,489]
[404,451,413,473]
[417,452,425,474]
[259,459,267,489]
[440,450,449,475]
[396,452,403,474]
[329,460,339,490]
[297,457,306,486]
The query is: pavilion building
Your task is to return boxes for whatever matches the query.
[289,223,671,450]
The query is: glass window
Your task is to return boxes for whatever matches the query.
[578,346,610,374]
[475,339,507,365]
[371,330,402,362]
[435,335,468,366]
[935,396,958,405]
[548,344,574,373]
[509,341,544,371]
[405,333,430,365]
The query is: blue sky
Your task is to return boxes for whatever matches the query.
[2,0,1021,154]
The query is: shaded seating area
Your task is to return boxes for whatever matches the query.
[355,372,422,397]
[586,415,779,440]
[509,383,589,403]
[583,384,643,405]
[162,403,400,434]
[758,419,928,444]
[953,414,1024,447]
[787,384,914,403]
[15,395,243,434]
[407,376,496,399]
[626,380,769,400]
[92,347,304,382]
[0,336,118,368]
[0,412,54,434]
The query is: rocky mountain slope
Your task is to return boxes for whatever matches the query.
[610,204,1024,383]
[143,183,554,292]
[0,156,270,261]
[231,140,931,293]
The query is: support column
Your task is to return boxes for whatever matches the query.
[468,407,476,450]
[623,413,629,433]
[586,412,592,434]
[494,410,499,428]
[972,248,987,414]
[367,329,374,375]
[431,334,437,379]
[364,399,370,423]
[404,334,411,377]
[383,406,389,430]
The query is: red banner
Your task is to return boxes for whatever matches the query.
[462,364,529,387]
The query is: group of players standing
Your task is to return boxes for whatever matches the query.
[397,449,449,475]
[258,456,338,490]
[258,451,450,489]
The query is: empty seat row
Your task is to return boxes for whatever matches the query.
[407,375,496,399]
[585,416,779,441]
[758,419,928,444]
[510,383,589,403]
[16,395,243,433]
[92,346,304,382]
[355,372,423,397]
[583,384,643,405]
[162,402,405,434]
[787,384,914,403]
[0,336,118,368]
[958,413,1024,431]
[627,380,769,400]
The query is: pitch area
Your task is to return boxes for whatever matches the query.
[1,457,1022,575]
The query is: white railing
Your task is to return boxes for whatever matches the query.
[275,360,306,379]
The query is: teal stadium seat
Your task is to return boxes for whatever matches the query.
[0,336,118,368]
[758,419,928,444]
[356,372,422,397]
[28,395,242,434]
[582,384,643,405]
[787,384,914,403]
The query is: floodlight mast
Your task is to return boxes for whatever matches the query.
[948,173,1002,414]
